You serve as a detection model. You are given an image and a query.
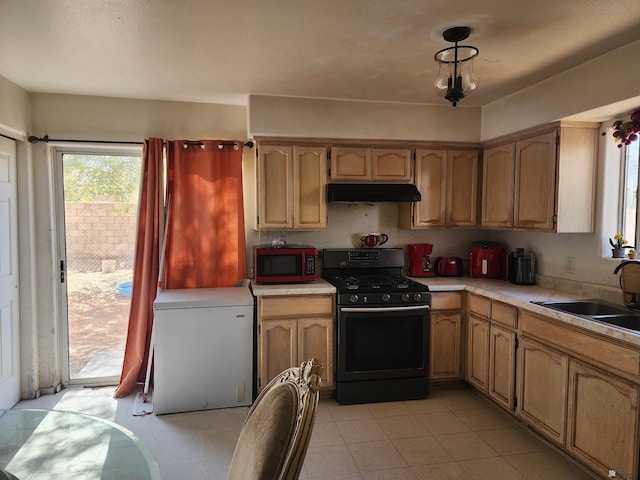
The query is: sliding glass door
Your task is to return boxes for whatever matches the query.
[56,148,141,385]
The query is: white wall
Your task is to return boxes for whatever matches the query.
[0,75,29,139]
[249,95,482,142]
[482,39,640,140]
[24,94,248,396]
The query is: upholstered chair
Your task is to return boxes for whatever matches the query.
[227,358,323,480]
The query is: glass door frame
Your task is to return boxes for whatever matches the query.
[53,144,142,387]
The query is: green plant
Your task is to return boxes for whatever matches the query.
[630,249,637,254]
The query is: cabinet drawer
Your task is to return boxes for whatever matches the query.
[431,292,462,310]
[469,294,491,318]
[519,310,640,379]
[491,301,517,328]
[259,294,334,318]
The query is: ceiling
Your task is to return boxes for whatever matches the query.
[2,0,640,108]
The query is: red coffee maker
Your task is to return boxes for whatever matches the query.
[469,241,505,279]
[408,244,435,277]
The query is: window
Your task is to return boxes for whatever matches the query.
[621,141,640,247]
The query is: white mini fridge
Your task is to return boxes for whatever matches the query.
[153,286,254,415]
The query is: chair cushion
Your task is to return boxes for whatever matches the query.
[227,382,298,480]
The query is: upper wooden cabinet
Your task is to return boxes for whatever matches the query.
[330,147,412,182]
[481,122,598,232]
[399,148,478,228]
[256,144,327,231]
[481,143,515,228]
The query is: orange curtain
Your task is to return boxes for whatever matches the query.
[163,140,247,289]
[115,138,164,398]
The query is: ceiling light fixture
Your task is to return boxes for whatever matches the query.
[434,26,479,107]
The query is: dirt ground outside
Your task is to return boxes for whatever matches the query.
[66,269,133,379]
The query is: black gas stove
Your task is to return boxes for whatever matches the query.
[322,248,430,306]
[322,248,431,405]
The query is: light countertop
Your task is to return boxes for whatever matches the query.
[250,278,336,296]
[251,276,640,347]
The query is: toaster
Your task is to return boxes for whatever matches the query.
[435,257,464,277]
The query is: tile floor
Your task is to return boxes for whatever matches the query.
[13,386,598,480]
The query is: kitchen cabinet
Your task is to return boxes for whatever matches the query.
[567,359,639,480]
[489,323,517,410]
[399,148,478,228]
[516,335,569,446]
[256,143,327,230]
[330,146,412,182]
[466,294,517,410]
[466,315,490,392]
[257,294,335,392]
[481,122,598,232]
[517,308,640,477]
[481,143,515,228]
[430,292,463,382]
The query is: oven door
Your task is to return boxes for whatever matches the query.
[337,304,430,382]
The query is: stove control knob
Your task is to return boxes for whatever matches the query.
[349,294,359,303]
[382,293,391,302]
[413,293,422,302]
[401,293,410,302]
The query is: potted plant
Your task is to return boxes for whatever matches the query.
[629,249,637,260]
[610,233,635,258]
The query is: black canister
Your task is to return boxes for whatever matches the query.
[509,248,536,285]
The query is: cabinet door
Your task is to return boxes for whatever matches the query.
[514,131,557,231]
[567,360,639,480]
[413,149,447,227]
[481,143,515,228]
[466,315,490,392]
[258,319,297,392]
[331,147,371,181]
[372,148,412,182]
[298,317,334,389]
[430,311,462,380]
[489,324,516,410]
[516,336,568,446]
[293,146,327,229]
[447,150,478,226]
[257,145,293,229]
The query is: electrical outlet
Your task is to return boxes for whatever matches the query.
[259,231,268,241]
[565,256,576,274]
[236,383,245,403]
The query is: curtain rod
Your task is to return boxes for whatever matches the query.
[27,135,254,149]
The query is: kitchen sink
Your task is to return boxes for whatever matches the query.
[533,300,632,316]
[532,300,640,332]
[591,315,640,331]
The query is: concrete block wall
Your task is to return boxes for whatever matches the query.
[64,202,137,271]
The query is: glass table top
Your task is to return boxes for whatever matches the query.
[0,409,160,479]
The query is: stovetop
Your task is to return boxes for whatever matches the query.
[325,274,426,292]
[322,248,430,306]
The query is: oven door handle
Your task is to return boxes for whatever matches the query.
[340,305,430,313]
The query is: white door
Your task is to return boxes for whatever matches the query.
[0,136,20,408]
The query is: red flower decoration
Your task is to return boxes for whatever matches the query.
[602,110,640,148]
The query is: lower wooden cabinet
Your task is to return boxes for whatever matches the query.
[516,336,569,447]
[466,315,490,392]
[257,294,335,392]
[567,359,639,480]
[430,292,463,381]
[488,323,516,410]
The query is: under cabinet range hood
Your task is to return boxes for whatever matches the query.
[327,183,421,203]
